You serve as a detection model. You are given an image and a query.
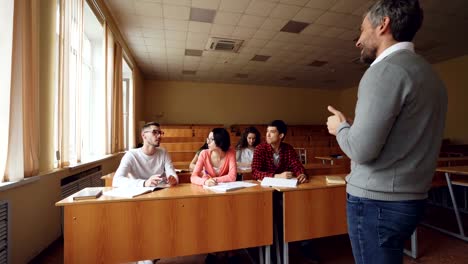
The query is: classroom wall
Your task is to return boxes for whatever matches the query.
[1,154,123,264]
[338,55,468,144]
[433,55,468,144]
[143,80,342,126]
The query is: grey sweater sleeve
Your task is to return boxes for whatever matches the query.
[336,62,410,164]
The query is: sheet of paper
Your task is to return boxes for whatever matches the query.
[103,187,156,198]
[203,181,257,193]
[260,177,298,188]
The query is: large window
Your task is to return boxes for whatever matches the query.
[0,0,14,179]
[55,0,105,166]
[122,58,134,150]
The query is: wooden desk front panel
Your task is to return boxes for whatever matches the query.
[283,186,347,242]
[64,192,272,263]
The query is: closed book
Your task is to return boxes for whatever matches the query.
[325,176,346,185]
[73,187,103,200]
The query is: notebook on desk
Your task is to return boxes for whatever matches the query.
[260,177,298,188]
[104,183,170,198]
[325,176,346,185]
[203,182,257,193]
[73,187,103,200]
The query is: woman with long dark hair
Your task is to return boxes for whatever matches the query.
[236,126,261,168]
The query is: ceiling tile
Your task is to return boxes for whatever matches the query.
[269,4,301,19]
[162,0,191,6]
[219,0,251,13]
[252,29,277,40]
[135,1,163,17]
[166,47,186,55]
[188,21,212,33]
[305,0,338,10]
[190,8,217,23]
[136,17,164,29]
[293,7,324,23]
[187,32,210,42]
[330,0,369,14]
[165,40,186,49]
[186,41,207,50]
[165,30,187,41]
[280,20,309,33]
[238,14,267,28]
[314,12,361,30]
[245,38,269,48]
[211,24,236,35]
[214,11,242,25]
[192,0,221,10]
[141,28,165,38]
[320,27,345,38]
[185,49,204,56]
[260,17,288,30]
[280,0,308,6]
[144,37,166,46]
[352,1,374,16]
[163,4,190,20]
[164,19,189,31]
[301,23,328,35]
[273,31,299,42]
[245,1,277,17]
[232,26,257,38]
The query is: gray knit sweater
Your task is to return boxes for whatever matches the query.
[337,49,447,201]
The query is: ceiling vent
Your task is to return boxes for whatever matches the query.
[205,37,244,53]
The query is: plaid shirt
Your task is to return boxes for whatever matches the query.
[252,142,305,180]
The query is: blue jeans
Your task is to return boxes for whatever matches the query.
[346,194,425,264]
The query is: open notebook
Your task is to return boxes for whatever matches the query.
[203,182,257,193]
[104,183,170,198]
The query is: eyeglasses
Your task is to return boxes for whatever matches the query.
[144,130,164,136]
[206,137,215,143]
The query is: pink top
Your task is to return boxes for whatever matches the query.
[191,148,237,185]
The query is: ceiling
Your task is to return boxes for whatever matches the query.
[105,0,468,89]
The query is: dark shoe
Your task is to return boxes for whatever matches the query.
[205,253,217,264]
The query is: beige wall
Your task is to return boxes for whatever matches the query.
[337,55,468,144]
[143,80,342,126]
[433,55,468,143]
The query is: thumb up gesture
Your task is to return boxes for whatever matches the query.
[326,105,347,135]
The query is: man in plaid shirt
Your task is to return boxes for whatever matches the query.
[252,120,308,183]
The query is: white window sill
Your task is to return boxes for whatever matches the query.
[0,175,40,192]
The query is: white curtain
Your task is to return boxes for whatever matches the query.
[1,0,40,181]
[57,0,83,166]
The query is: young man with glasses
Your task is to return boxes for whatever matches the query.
[113,122,178,187]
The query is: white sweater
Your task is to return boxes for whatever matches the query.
[113,148,178,187]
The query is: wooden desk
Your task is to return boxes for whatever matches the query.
[240,164,350,181]
[275,175,348,264]
[427,166,468,242]
[437,156,468,166]
[56,183,273,264]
